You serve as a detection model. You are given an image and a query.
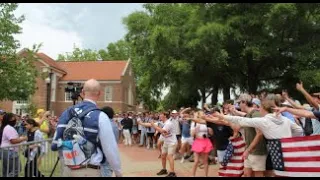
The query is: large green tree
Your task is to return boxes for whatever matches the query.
[123,3,320,109]
[0,3,39,101]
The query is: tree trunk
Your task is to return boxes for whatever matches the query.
[200,88,206,108]
[211,86,219,105]
[246,52,258,94]
[223,86,230,101]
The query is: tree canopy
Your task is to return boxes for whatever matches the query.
[56,3,320,110]
[0,3,40,101]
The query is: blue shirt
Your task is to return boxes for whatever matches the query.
[181,120,191,138]
[281,111,295,123]
[98,112,122,176]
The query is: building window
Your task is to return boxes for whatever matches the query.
[65,92,73,102]
[105,86,113,102]
[16,100,28,104]
[15,108,25,115]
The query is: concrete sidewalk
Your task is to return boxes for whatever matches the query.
[119,144,219,177]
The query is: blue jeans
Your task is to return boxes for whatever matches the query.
[139,130,147,146]
[100,161,113,177]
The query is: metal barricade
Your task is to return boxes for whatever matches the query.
[0,139,61,177]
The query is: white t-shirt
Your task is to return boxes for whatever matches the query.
[190,122,208,138]
[0,125,19,151]
[137,117,143,130]
[162,120,177,145]
[170,116,181,135]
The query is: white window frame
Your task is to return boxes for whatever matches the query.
[65,92,73,102]
[105,86,113,102]
[13,100,28,115]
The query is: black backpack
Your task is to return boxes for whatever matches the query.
[302,118,313,136]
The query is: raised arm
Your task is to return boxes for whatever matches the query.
[212,112,265,129]
[282,91,304,109]
[296,82,319,110]
[274,107,316,119]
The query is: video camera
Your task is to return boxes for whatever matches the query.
[65,82,83,103]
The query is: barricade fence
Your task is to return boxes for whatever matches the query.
[0,139,61,177]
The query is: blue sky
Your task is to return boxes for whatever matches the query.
[14,3,144,59]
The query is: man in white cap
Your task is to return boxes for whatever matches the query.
[170,110,182,159]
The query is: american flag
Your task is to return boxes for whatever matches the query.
[218,136,246,177]
[267,134,320,177]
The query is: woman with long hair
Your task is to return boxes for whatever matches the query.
[24,118,45,177]
[190,111,213,177]
[0,113,27,177]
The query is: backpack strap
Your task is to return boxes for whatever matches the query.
[77,106,100,119]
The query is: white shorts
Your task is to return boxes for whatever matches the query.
[244,154,267,171]
[158,135,164,142]
[181,137,193,145]
[217,150,227,163]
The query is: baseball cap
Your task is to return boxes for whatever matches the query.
[171,110,178,114]
[252,98,261,107]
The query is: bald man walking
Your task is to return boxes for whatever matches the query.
[51,79,122,177]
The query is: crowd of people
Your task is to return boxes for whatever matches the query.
[0,79,319,177]
[112,81,320,177]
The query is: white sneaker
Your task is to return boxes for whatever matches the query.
[180,157,185,163]
[147,145,150,149]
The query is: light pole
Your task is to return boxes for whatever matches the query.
[45,72,53,111]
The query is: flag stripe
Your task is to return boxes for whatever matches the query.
[284,156,320,162]
[285,161,320,168]
[283,151,320,157]
[284,167,320,172]
[229,159,244,163]
[281,140,320,148]
[219,166,244,171]
[282,146,320,152]
[218,173,243,177]
[280,134,320,143]
[274,170,320,177]
[233,143,246,149]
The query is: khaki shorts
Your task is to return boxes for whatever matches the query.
[161,143,177,155]
[68,168,101,177]
[244,154,267,171]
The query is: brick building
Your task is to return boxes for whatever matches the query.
[0,49,137,116]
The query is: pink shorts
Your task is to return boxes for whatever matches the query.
[192,138,213,153]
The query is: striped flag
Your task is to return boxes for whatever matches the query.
[218,136,246,177]
[267,134,320,177]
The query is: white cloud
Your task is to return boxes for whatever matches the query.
[14,3,83,59]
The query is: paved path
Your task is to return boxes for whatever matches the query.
[119,144,219,177]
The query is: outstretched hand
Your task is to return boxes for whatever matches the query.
[272,107,287,116]
[211,111,224,119]
[296,81,304,92]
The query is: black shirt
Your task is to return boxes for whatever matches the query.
[207,122,233,150]
[121,118,133,130]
